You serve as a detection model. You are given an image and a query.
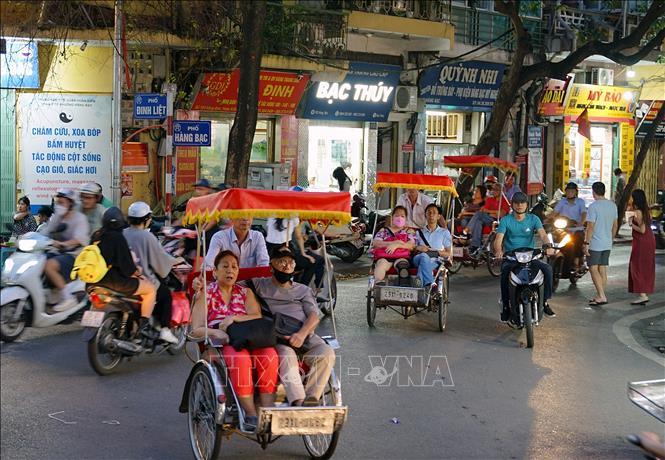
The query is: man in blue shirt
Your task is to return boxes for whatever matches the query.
[205,217,270,269]
[551,182,587,271]
[494,192,555,321]
[413,204,452,289]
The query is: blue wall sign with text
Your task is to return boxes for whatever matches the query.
[133,93,167,119]
[419,61,505,111]
[527,126,543,148]
[1,39,40,89]
[300,62,401,122]
[173,120,211,147]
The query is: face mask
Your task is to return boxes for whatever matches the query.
[273,268,293,284]
[54,204,68,217]
[392,216,406,228]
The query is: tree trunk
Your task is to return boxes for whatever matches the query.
[225,1,266,188]
[615,102,665,235]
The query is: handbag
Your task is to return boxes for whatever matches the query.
[274,312,304,340]
[226,318,276,351]
[373,229,412,260]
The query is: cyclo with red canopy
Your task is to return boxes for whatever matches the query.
[366,172,457,332]
[443,155,519,277]
[178,188,348,460]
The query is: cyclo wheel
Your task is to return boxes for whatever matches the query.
[366,291,376,327]
[188,366,223,460]
[303,371,342,459]
[87,313,123,376]
[437,272,450,332]
[524,300,534,349]
[320,276,338,316]
[448,260,462,274]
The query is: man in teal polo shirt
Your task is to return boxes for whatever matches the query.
[494,192,555,321]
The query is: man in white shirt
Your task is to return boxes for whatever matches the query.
[204,217,270,269]
[396,189,434,228]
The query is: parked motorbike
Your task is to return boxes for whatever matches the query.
[505,247,553,348]
[312,222,365,263]
[0,232,88,342]
[81,280,190,376]
[546,217,588,291]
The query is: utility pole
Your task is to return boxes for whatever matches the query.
[111,0,123,205]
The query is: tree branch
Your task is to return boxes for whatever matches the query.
[519,0,665,84]
[605,27,665,65]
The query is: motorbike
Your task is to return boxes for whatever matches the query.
[313,221,365,263]
[81,274,190,375]
[530,190,562,223]
[505,247,555,349]
[546,216,588,291]
[0,232,88,342]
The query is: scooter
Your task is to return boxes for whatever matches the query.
[0,232,88,342]
[313,222,365,263]
[546,217,588,291]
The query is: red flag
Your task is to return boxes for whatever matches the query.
[576,108,591,139]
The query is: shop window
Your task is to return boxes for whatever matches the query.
[308,125,363,191]
[426,112,459,140]
[199,119,272,182]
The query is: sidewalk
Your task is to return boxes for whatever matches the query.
[613,223,633,245]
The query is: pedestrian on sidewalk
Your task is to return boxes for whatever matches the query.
[584,182,618,306]
[613,168,626,203]
[627,189,655,305]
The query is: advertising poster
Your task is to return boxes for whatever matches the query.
[526,126,543,195]
[175,109,200,195]
[1,39,40,89]
[19,93,112,206]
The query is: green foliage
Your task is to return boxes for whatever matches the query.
[262,3,298,55]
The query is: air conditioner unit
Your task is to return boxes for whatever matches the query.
[591,68,614,86]
[393,86,418,112]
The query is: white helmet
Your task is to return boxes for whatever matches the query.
[79,182,102,196]
[55,188,76,202]
[127,201,152,218]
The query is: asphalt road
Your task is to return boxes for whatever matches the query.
[1,245,663,460]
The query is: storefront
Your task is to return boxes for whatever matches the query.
[190,70,310,187]
[298,62,401,193]
[418,60,505,177]
[540,82,636,201]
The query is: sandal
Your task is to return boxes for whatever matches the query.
[630,298,649,305]
[589,300,608,306]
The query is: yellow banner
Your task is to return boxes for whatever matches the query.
[565,84,634,119]
[619,122,635,176]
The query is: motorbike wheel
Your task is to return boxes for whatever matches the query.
[166,325,188,355]
[448,260,462,274]
[366,292,376,327]
[550,257,564,293]
[0,300,28,343]
[336,242,364,263]
[319,276,337,316]
[524,301,534,349]
[437,274,450,332]
[303,371,342,459]
[87,313,124,376]
[188,366,223,460]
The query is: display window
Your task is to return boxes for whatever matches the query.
[307,124,364,192]
[567,123,614,203]
[199,118,273,180]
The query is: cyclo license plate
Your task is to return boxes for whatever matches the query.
[380,287,418,303]
[81,310,105,328]
[452,247,463,258]
[270,410,335,435]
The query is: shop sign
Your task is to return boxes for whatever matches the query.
[133,93,167,119]
[527,125,543,148]
[121,142,149,172]
[18,93,112,206]
[1,39,39,89]
[538,78,570,117]
[301,62,400,121]
[527,126,544,195]
[619,122,635,176]
[564,84,635,120]
[191,70,310,115]
[173,121,211,147]
[418,60,505,111]
[635,100,665,138]
[174,110,200,195]
[280,115,299,185]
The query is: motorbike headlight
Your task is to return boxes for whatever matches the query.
[515,251,533,263]
[17,238,37,252]
[16,260,39,275]
[554,218,567,230]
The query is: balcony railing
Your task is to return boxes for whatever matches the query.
[341,0,452,22]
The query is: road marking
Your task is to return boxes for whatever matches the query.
[48,411,77,424]
[612,303,665,368]
[347,367,360,376]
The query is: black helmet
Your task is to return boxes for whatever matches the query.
[511,192,528,204]
[102,207,128,230]
[565,182,578,191]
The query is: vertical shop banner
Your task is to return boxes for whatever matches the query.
[419,61,505,111]
[280,115,299,185]
[619,122,635,177]
[526,126,544,195]
[635,100,665,138]
[19,93,112,206]
[175,110,200,195]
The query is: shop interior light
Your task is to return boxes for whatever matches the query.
[426,110,448,117]
[623,91,634,101]
[626,68,636,78]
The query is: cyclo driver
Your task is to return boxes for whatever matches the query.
[493,192,556,321]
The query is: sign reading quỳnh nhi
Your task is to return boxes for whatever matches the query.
[19,93,112,206]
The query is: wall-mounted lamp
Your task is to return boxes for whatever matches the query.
[626,67,636,78]
[80,40,88,52]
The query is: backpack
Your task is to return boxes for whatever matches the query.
[70,242,110,283]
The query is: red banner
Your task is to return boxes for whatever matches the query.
[280,115,299,185]
[191,70,310,114]
[175,110,199,195]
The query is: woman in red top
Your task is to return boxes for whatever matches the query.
[191,250,278,429]
[627,189,655,305]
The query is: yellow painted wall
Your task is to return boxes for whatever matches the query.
[42,45,114,93]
